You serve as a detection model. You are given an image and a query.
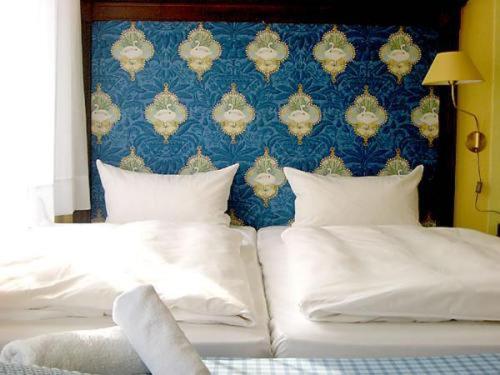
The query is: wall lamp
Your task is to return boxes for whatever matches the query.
[423,51,484,152]
[423,51,499,216]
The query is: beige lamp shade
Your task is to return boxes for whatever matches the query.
[422,51,483,85]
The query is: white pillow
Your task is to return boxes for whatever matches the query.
[96,160,238,225]
[284,165,423,226]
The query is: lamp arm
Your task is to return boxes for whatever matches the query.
[450,83,480,132]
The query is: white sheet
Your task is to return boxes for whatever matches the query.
[283,225,500,322]
[0,222,254,327]
[0,226,271,357]
[258,226,500,358]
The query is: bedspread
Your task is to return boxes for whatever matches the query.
[1,354,500,374]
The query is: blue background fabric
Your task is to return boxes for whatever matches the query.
[91,21,439,228]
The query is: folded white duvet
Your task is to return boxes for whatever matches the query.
[282,225,500,323]
[0,222,255,327]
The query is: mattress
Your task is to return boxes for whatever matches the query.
[258,226,500,358]
[0,226,271,358]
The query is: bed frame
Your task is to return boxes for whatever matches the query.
[78,0,467,226]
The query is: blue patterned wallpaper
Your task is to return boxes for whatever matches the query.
[91,21,440,228]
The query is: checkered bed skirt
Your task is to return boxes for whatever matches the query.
[1,353,500,374]
[205,354,500,374]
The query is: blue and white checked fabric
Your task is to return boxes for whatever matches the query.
[204,354,500,374]
[0,363,92,375]
[1,354,500,374]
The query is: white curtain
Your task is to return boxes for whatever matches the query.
[0,0,89,229]
[53,0,90,217]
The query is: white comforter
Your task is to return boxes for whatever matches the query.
[281,225,500,323]
[0,222,255,327]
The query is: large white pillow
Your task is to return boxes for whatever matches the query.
[96,160,238,225]
[284,165,423,226]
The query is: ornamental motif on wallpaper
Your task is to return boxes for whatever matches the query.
[145,84,188,143]
[91,84,121,144]
[245,148,286,207]
[313,26,355,82]
[111,22,154,81]
[279,84,322,145]
[411,89,440,146]
[379,27,421,84]
[345,86,388,144]
[378,149,411,176]
[120,147,152,173]
[246,25,289,81]
[314,148,352,176]
[179,146,216,174]
[212,84,255,143]
[178,24,222,80]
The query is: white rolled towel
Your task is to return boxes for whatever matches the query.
[113,285,210,375]
[0,326,148,375]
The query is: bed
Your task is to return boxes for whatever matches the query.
[0,225,271,358]
[258,226,500,358]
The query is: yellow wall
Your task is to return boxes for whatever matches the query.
[491,0,500,234]
[456,0,500,234]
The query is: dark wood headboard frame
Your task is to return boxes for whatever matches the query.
[78,0,467,226]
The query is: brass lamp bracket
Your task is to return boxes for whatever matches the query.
[466,130,486,153]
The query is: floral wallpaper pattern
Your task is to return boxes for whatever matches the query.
[91,84,121,143]
[91,21,440,228]
[379,27,421,84]
[212,83,256,143]
[119,147,152,173]
[179,146,217,174]
[245,147,287,207]
[313,26,355,82]
[378,149,411,176]
[411,88,440,146]
[279,84,322,145]
[145,84,188,142]
[314,148,353,176]
[345,86,388,145]
[178,24,222,80]
[111,22,155,81]
[246,26,289,81]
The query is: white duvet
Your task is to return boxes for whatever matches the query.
[0,222,255,327]
[281,225,500,323]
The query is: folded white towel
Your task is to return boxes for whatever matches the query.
[113,285,210,375]
[0,326,148,375]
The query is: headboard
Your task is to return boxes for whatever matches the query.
[81,0,466,228]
